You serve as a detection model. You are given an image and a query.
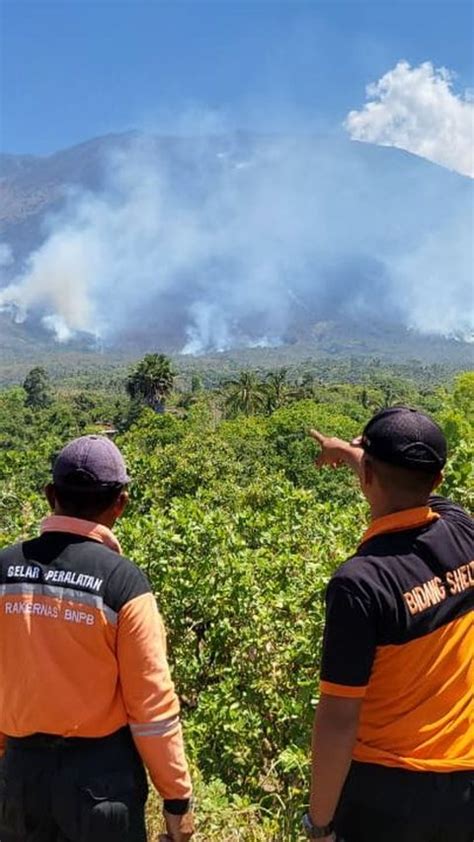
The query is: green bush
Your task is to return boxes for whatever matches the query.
[0,367,472,838]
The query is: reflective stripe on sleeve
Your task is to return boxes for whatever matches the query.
[130,714,180,738]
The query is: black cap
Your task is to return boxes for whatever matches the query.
[360,406,447,473]
[53,435,130,489]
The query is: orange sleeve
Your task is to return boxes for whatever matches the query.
[117,593,192,799]
[320,680,368,698]
[0,732,5,757]
[133,727,192,799]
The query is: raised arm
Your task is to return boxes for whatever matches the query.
[308,429,364,479]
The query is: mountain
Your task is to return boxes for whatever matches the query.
[0,131,472,363]
[0,132,136,274]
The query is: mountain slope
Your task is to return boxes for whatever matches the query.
[0,131,472,359]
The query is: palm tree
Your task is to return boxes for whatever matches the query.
[264,368,290,413]
[126,354,176,414]
[224,371,265,417]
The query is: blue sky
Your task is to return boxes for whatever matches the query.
[1,0,473,155]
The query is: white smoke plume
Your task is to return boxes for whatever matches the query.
[346,61,474,179]
[0,100,472,350]
[0,225,97,339]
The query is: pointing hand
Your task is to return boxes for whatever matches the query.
[308,429,346,468]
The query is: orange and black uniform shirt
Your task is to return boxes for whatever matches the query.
[0,516,192,801]
[320,496,473,772]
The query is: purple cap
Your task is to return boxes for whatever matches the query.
[53,435,130,488]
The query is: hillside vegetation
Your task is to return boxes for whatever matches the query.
[0,362,472,840]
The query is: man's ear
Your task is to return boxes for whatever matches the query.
[114,490,129,520]
[45,483,56,511]
[362,454,373,487]
[432,472,443,490]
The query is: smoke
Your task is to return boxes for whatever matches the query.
[0,222,97,340]
[0,115,472,350]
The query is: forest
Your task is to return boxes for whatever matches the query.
[0,356,472,840]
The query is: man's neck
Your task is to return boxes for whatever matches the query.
[370,499,429,521]
[53,508,116,529]
[42,514,122,554]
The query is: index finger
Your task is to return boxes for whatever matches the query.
[308,428,326,444]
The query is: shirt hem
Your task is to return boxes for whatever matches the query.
[352,750,474,772]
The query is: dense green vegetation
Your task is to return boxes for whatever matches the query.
[0,360,472,840]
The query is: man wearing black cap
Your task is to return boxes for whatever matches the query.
[302,408,473,842]
[0,435,194,841]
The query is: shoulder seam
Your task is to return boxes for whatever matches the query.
[327,579,373,610]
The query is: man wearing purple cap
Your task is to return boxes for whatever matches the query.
[0,435,194,841]
[301,407,473,841]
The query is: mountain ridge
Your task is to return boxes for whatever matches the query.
[1,131,472,361]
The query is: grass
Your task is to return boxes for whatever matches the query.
[146,791,269,841]
[145,787,307,841]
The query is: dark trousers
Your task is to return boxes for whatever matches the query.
[0,727,148,842]
[334,761,474,842]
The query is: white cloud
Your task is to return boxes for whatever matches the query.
[345,61,474,178]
